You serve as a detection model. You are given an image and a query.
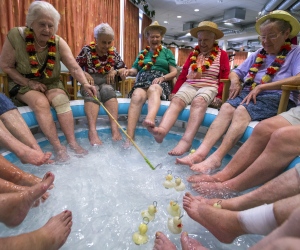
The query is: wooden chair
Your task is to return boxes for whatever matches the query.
[0,71,9,96]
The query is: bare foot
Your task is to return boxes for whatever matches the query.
[190,154,222,173]
[153,231,176,250]
[168,139,191,156]
[123,139,131,149]
[88,130,102,146]
[183,193,244,244]
[187,174,218,183]
[112,130,122,141]
[181,231,207,250]
[31,210,72,250]
[19,148,53,166]
[147,126,166,143]
[69,143,88,155]
[2,172,55,227]
[192,181,236,198]
[142,118,155,128]
[55,146,70,162]
[176,153,206,167]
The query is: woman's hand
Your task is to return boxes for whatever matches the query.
[106,69,117,85]
[28,80,47,92]
[152,76,165,85]
[83,83,97,97]
[241,85,263,105]
[85,72,94,85]
[228,81,242,99]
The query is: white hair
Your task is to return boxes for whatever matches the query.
[94,23,115,40]
[26,1,60,34]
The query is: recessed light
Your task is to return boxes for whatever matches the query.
[164,21,168,23]
[194,9,199,12]
[177,16,182,18]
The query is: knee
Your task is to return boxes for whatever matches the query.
[191,96,207,109]
[148,84,162,94]
[252,120,277,138]
[219,103,235,116]
[269,126,294,144]
[51,94,71,114]
[131,89,146,104]
[31,96,51,112]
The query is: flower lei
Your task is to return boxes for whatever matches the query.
[138,44,163,70]
[190,42,219,73]
[244,40,292,90]
[90,41,115,74]
[25,28,56,78]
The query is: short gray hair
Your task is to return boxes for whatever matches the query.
[260,18,292,34]
[26,1,60,34]
[94,23,115,40]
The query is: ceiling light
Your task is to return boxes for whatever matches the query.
[164,21,168,23]
[177,16,182,18]
[194,9,199,12]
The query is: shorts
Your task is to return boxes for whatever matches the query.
[0,93,17,115]
[174,83,218,106]
[280,106,300,125]
[227,91,296,121]
[81,73,116,104]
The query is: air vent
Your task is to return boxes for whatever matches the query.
[223,8,246,23]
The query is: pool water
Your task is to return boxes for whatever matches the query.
[0,126,262,249]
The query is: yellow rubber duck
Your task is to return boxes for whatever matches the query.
[167,216,183,234]
[163,171,175,189]
[141,201,157,221]
[132,221,149,245]
[167,201,181,217]
[174,177,185,192]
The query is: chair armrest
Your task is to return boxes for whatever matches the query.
[277,84,300,114]
[0,72,9,97]
[221,79,230,104]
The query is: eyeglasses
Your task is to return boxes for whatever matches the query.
[258,32,283,42]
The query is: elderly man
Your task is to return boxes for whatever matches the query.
[147,21,230,156]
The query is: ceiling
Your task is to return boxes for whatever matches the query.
[143,0,300,51]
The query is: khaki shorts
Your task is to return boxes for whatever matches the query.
[279,106,300,125]
[174,82,218,106]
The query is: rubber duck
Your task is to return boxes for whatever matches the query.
[167,216,183,234]
[174,177,185,191]
[213,200,222,209]
[132,219,149,245]
[163,171,175,189]
[141,201,157,221]
[190,149,196,154]
[167,201,181,217]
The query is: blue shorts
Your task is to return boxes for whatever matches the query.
[0,93,17,115]
[227,91,296,121]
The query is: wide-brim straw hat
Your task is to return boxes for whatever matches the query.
[190,21,224,39]
[144,21,167,36]
[255,10,300,38]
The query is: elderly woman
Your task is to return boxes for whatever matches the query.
[76,23,126,145]
[148,21,230,156]
[177,10,300,174]
[0,1,96,162]
[123,21,177,147]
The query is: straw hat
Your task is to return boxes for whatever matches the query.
[190,21,224,39]
[144,21,167,36]
[255,10,300,38]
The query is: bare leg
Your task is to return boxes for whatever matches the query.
[0,172,54,227]
[142,85,162,128]
[203,168,300,211]
[169,97,207,156]
[0,210,72,250]
[18,91,69,162]
[84,101,102,145]
[250,207,300,250]
[188,115,292,183]
[176,103,234,167]
[191,106,251,173]
[103,98,122,141]
[147,97,185,143]
[124,88,147,147]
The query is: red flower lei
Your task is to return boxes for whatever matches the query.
[90,41,115,74]
[189,42,219,73]
[138,44,163,70]
[25,28,56,78]
[244,40,292,90]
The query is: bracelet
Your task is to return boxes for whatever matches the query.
[162,75,166,81]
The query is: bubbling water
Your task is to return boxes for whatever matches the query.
[0,127,262,249]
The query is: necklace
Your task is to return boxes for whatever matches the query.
[189,42,219,73]
[90,42,115,74]
[36,52,46,66]
[25,27,56,78]
[138,44,163,70]
[34,36,48,49]
[244,40,292,90]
